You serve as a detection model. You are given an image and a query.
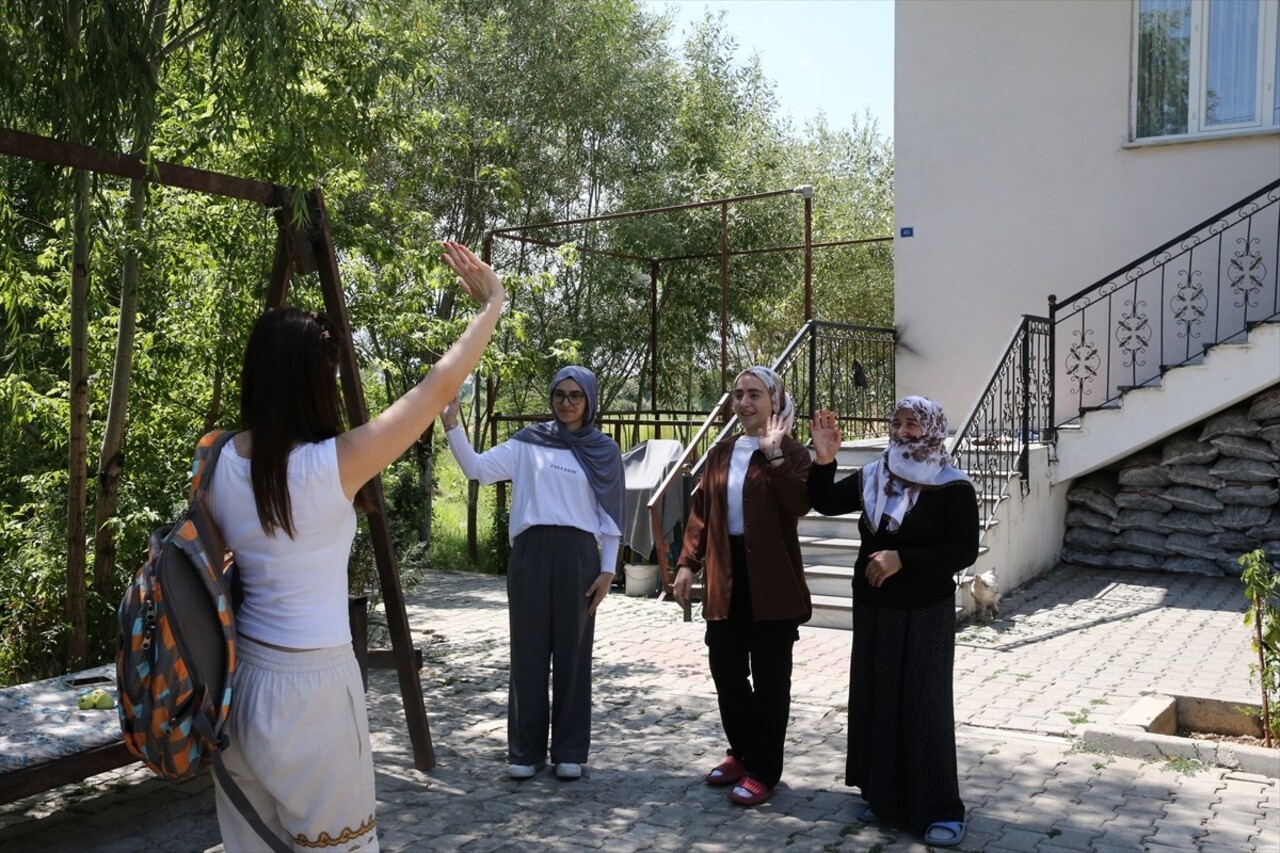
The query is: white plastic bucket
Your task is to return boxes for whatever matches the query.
[624,563,659,597]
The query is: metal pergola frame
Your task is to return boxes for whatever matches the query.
[472,187,893,565]
[0,127,436,774]
[484,185,892,397]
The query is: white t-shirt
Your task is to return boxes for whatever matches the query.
[446,425,621,573]
[726,435,759,535]
[207,438,357,649]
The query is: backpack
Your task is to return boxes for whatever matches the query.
[116,429,240,780]
[115,430,292,852]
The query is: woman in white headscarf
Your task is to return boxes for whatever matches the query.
[809,397,978,849]
[673,366,812,807]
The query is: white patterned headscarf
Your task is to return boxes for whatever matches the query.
[862,396,969,532]
[734,366,795,431]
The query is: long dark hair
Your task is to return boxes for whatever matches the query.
[240,307,345,537]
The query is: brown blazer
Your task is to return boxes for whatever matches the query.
[678,433,812,622]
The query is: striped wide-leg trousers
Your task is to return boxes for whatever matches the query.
[506,524,600,766]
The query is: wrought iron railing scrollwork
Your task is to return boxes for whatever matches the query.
[950,180,1280,550]
[1049,178,1280,425]
[951,315,1053,539]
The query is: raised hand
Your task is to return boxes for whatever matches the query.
[441,241,504,307]
[757,413,788,457]
[441,396,462,429]
[811,408,842,465]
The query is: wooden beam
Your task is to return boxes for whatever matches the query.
[305,189,436,772]
[0,742,136,807]
[0,127,287,206]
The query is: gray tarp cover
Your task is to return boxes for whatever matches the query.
[621,439,685,561]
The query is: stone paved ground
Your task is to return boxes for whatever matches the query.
[1,565,1276,852]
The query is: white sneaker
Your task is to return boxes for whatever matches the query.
[509,764,539,779]
[555,762,583,779]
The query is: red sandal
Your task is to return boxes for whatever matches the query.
[728,776,773,806]
[704,754,746,786]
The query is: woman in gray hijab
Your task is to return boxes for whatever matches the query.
[441,366,623,781]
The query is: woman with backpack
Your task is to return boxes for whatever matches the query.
[206,241,503,852]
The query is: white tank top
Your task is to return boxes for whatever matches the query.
[207,437,356,649]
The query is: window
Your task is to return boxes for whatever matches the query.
[1133,0,1280,141]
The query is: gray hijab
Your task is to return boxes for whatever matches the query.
[512,366,625,534]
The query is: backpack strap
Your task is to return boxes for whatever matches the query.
[212,754,294,853]
[194,431,290,853]
[189,430,240,503]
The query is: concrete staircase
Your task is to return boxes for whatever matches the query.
[948,320,1280,620]
[800,435,1015,629]
[800,440,881,629]
[789,323,1277,630]
[1053,321,1280,482]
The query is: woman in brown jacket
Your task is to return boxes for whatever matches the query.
[673,366,812,807]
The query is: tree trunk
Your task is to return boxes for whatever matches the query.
[92,175,145,597]
[63,0,90,670]
[92,0,171,597]
[414,434,433,544]
[67,166,91,670]
[202,359,223,434]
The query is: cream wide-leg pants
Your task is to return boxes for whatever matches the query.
[214,636,378,852]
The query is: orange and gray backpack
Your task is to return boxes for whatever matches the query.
[116,430,290,852]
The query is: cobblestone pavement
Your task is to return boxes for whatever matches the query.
[1,565,1276,852]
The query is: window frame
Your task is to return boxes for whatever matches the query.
[1130,0,1280,143]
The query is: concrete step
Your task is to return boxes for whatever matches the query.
[809,593,853,630]
[799,512,861,539]
[805,564,855,598]
[799,535,862,566]
[832,439,888,469]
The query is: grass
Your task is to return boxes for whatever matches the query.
[427,444,506,575]
[1163,755,1208,775]
[1063,708,1091,725]
[1065,740,1110,758]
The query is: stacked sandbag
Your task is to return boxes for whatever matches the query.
[1060,385,1280,575]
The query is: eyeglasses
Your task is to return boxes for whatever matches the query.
[552,390,586,405]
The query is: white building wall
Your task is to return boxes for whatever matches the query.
[894,0,1280,422]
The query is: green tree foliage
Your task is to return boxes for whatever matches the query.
[0,0,893,683]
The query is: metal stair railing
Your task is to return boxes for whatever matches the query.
[947,179,1279,595]
[1049,178,1280,426]
[950,315,1053,541]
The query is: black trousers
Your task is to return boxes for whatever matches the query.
[704,535,800,789]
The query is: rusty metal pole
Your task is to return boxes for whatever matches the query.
[801,185,815,420]
[720,203,729,393]
[650,259,660,414]
[801,185,813,321]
